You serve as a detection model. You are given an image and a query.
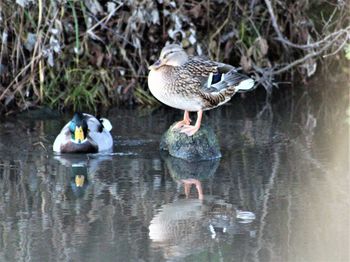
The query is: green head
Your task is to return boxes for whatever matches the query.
[69,113,88,143]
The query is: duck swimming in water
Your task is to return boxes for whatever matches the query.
[53,112,113,153]
[148,44,255,136]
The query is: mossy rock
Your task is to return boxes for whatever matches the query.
[160,123,222,161]
[163,155,220,181]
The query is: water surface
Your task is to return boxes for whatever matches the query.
[0,82,349,261]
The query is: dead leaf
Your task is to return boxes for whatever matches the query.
[247,46,254,57]
[189,4,202,18]
[4,94,14,106]
[257,37,268,56]
[85,0,103,15]
[151,9,160,24]
[224,41,234,60]
[240,55,252,72]
[303,58,317,77]
[24,33,36,52]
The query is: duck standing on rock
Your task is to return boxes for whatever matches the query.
[53,112,113,153]
[148,44,255,136]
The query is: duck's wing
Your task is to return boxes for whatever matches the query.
[84,114,113,152]
[53,123,71,152]
[179,57,255,109]
[172,58,218,94]
[84,114,103,133]
[180,57,253,92]
[84,114,113,133]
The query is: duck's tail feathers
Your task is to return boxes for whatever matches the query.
[100,118,113,132]
[222,71,255,93]
[235,78,255,92]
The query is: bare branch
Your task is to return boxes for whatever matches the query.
[264,0,284,41]
[264,0,350,50]
[269,31,348,75]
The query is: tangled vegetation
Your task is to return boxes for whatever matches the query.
[0,0,349,115]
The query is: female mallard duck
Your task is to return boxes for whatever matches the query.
[53,112,113,153]
[148,44,255,136]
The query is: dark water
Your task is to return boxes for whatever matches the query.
[0,82,349,262]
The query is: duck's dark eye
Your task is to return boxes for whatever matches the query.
[163,51,174,59]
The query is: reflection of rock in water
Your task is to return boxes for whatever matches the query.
[163,154,220,180]
[160,123,221,161]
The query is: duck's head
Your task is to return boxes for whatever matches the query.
[69,113,88,144]
[149,44,188,70]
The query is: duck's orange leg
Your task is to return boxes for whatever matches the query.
[180,110,203,136]
[172,111,192,130]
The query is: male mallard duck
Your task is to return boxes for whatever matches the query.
[53,112,113,153]
[148,44,255,136]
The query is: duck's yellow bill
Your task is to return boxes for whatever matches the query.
[75,175,85,187]
[74,126,85,143]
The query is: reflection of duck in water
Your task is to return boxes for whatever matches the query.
[164,155,219,200]
[149,156,256,259]
[149,156,219,241]
[53,112,113,153]
[54,154,112,198]
[70,164,89,197]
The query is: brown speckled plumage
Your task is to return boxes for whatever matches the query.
[150,56,247,110]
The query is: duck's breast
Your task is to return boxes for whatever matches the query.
[148,69,203,111]
[148,69,168,102]
[60,140,98,153]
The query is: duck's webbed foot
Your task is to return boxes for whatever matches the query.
[180,125,200,136]
[172,111,191,130]
[179,110,203,136]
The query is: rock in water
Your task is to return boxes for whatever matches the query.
[160,123,222,161]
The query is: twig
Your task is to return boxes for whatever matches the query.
[264,0,284,41]
[262,0,349,76]
[88,11,134,46]
[265,0,350,50]
[209,3,232,59]
[275,26,350,50]
[87,5,122,36]
[322,37,349,58]
[269,31,347,75]
[0,54,42,101]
